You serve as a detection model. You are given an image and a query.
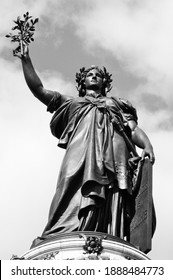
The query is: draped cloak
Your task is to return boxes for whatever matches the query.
[41,93,138,240]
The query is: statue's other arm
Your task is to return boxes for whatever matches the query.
[21,45,56,106]
[128,120,155,164]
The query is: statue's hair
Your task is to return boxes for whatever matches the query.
[75,65,113,96]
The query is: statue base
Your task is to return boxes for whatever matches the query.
[13,231,150,260]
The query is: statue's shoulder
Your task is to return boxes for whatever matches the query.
[112,96,134,110]
[47,92,74,113]
[111,97,138,123]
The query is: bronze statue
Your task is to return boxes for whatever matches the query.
[7,16,155,247]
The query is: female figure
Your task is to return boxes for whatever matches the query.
[21,45,155,245]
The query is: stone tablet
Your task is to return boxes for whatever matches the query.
[130,158,153,253]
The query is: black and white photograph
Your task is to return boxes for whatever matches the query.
[0,0,173,262]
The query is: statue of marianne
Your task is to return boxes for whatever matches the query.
[20,43,155,247]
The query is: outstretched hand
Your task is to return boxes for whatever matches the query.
[21,41,29,58]
[14,41,29,59]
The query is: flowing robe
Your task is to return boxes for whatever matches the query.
[41,93,138,240]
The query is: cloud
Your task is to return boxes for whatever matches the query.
[72,0,173,80]
[138,93,167,113]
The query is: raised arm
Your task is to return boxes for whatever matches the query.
[128,120,155,164]
[21,44,55,106]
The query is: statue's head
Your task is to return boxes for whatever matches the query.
[76,66,112,96]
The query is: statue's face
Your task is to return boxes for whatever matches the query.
[84,69,103,91]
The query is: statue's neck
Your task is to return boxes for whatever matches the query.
[85,89,102,98]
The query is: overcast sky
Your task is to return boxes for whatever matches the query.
[0,0,173,260]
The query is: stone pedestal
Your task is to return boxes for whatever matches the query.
[17,232,149,260]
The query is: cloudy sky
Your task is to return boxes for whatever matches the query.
[0,0,173,260]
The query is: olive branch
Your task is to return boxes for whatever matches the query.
[5,12,39,57]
